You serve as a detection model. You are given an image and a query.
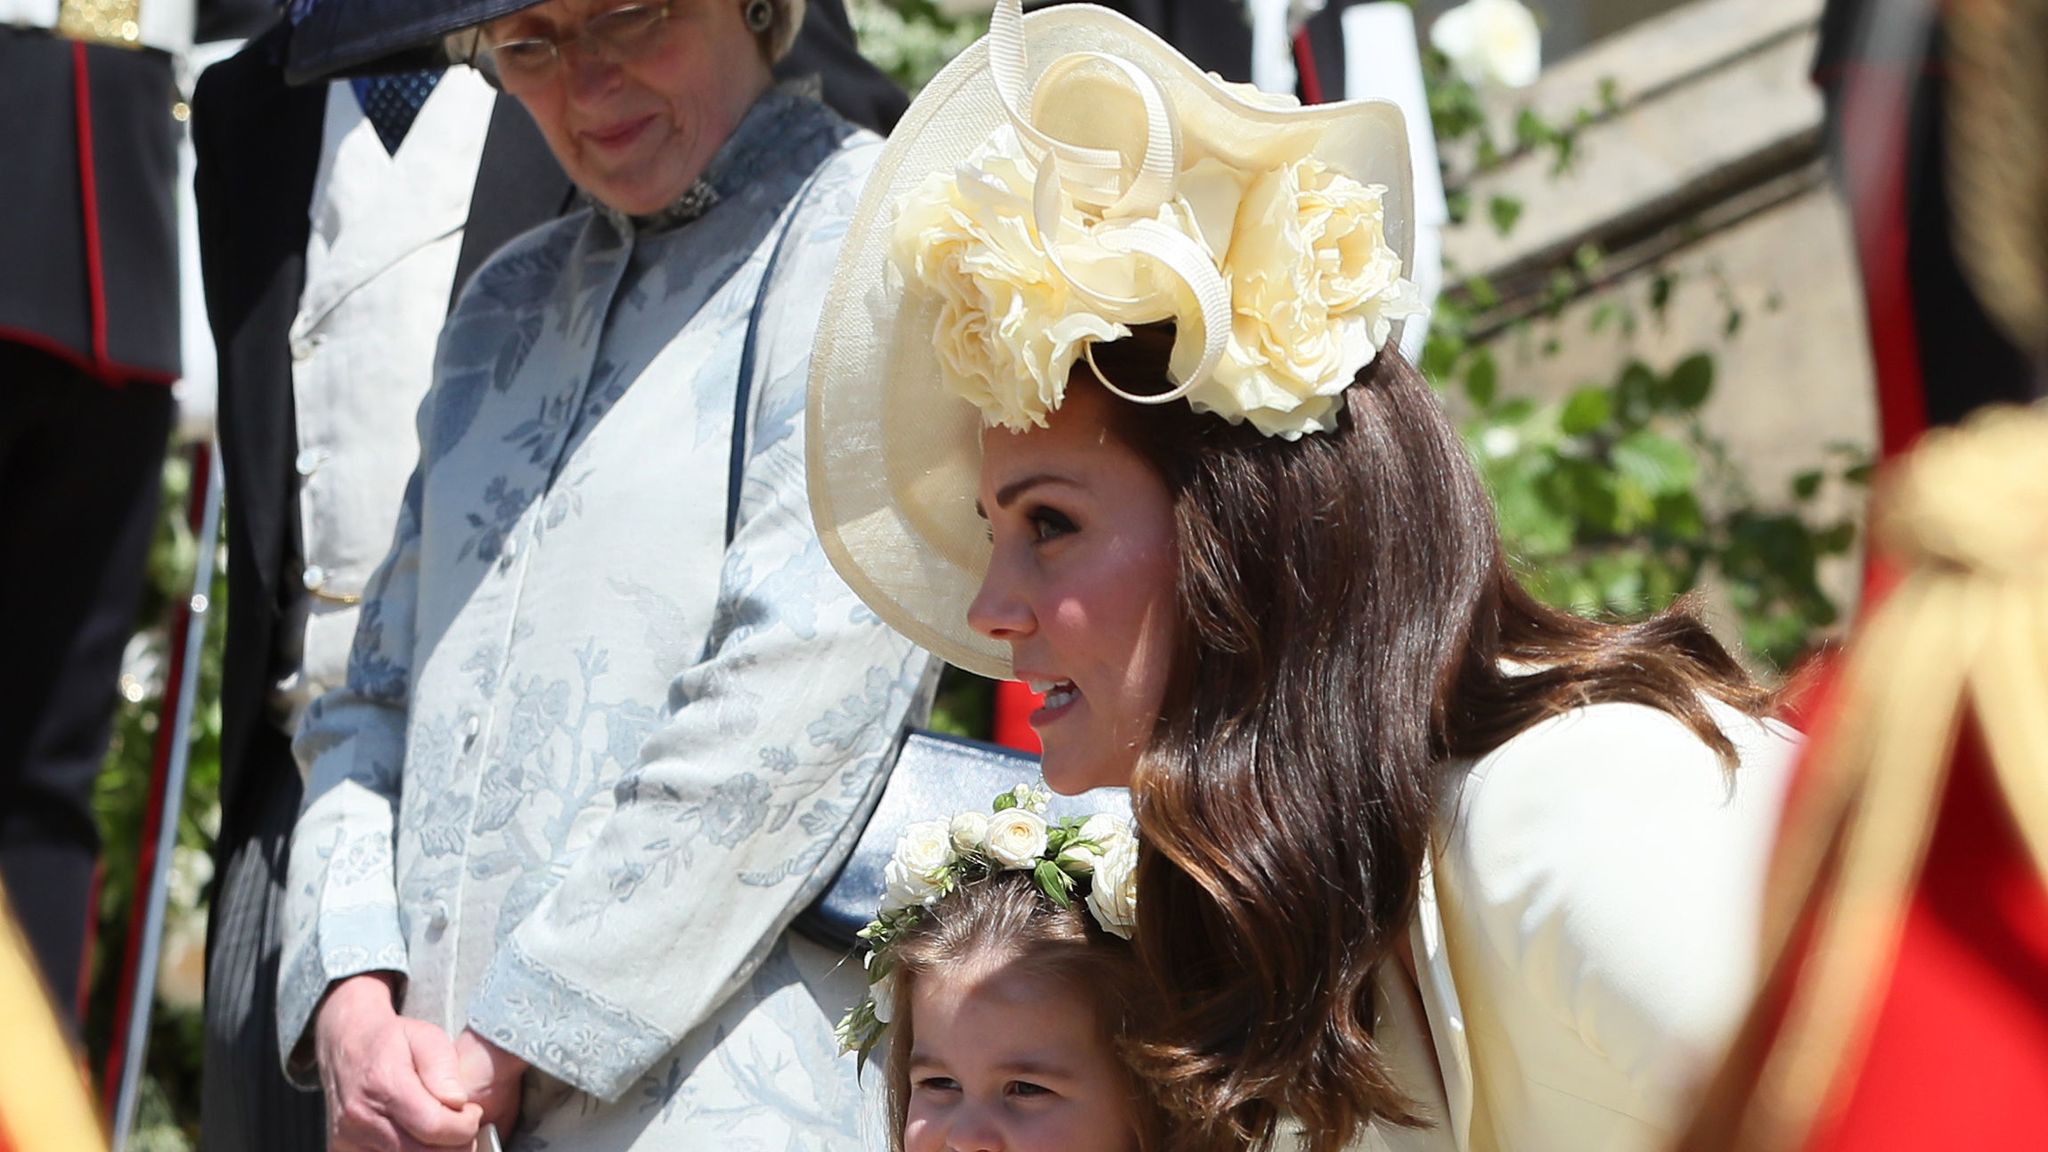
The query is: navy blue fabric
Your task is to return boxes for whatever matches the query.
[350,69,440,153]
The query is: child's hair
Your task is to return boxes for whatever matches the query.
[881,870,1170,1152]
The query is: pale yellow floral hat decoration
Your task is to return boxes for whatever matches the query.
[807,0,1420,680]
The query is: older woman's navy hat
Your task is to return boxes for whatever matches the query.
[284,0,809,84]
[283,0,540,83]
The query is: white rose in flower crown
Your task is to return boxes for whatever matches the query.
[985,808,1051,869]
[881,819,956,911]
[1430,0,1542,90]
[1085,831,1140,940]
[1058,813,1133,873]
[893,127,1130,431]
[949,810,992,854]
[1008,783,1052,814]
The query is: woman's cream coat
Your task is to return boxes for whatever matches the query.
[1347,699,1800,1152]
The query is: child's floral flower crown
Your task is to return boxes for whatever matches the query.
[834,783,1141,1062]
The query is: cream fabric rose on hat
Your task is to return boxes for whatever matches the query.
[893,127,1132,431]
[1201,156,1424,436]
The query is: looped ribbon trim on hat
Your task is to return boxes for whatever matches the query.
[990,0,1230,404]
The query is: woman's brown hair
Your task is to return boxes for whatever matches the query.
[882,870,1172,1152]
[1083,326,1773,1152]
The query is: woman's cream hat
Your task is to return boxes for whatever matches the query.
[807,0,1418,680]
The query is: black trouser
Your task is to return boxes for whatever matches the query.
[201,724,326,1152]
[0,340,174,1024]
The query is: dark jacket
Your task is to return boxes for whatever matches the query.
[0,28,182,384]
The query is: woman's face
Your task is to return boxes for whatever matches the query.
[489,0,771,215]
[904,961,1141,1152]
[970,387,1178,794]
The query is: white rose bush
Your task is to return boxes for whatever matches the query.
[835,783,1140,1060]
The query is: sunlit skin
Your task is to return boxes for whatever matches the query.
[968,386,1178,794]
[487,0,772,215]
[905,959,1143,1152]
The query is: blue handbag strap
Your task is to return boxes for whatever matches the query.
[726,166,826,547]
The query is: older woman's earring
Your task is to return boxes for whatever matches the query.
[744,0,774,33]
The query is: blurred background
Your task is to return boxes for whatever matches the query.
[84,0,1877,1145]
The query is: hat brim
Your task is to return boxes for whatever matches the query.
[807,2,1414,682]
[284,0,541,84]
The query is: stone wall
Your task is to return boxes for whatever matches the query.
[1442,0,1874,634]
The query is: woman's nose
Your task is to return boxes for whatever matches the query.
[561,42,620,101]
[967,553,1034,642]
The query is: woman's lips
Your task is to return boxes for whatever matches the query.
[582,115,654,152]
[1026,679,1079,728]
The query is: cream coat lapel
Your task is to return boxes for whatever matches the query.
[292,69,494,341]
[1411,851,1475,1152]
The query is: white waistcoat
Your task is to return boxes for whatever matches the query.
[272,70,493,731]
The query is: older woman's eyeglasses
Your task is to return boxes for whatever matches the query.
[474,1,673,93]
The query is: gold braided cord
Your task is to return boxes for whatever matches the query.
[1946,0,2048,355]
[1730,406,2048,1150]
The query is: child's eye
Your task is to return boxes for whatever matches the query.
[914,1076,961,1094]
[1007,1080,1056,1099]
[1028,506,1077,543]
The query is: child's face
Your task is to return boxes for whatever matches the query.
[904,960,1140,1152]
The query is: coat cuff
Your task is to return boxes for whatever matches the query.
[275,905,411,1088]
[467,937,673,1103]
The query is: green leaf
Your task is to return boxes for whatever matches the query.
[1666,354,1714,409]
[1652,492,1707,541]
[1615,361,1658,426]
[1464,350,1499,408]
[1611,431,1698,496]
[1649,272,1674,317]
[992,792,1017,813]
[1487,195,1524,237]
[1559,388,1612,436]
[1034,861,1074,908]
[1791,470,1824,501]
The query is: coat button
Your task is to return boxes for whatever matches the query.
[295,448,324,476]
[290,337,315,362]
[497,537,517,571]
[302,565,326,591]
[463,715,481,748]
[428,902,450,930]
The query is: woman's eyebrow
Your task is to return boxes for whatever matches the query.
[975,473,1074,521]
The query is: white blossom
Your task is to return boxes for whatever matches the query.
[985,809,1050,870]
[1430,0,1542,90]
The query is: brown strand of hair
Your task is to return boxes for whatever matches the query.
[1081,325,1773,1152]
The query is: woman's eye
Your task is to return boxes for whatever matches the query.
[1027,507,1077,542]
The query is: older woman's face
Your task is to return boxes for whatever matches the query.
[969,387,1179,795]
[487,0,771,215]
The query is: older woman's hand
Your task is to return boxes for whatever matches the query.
[454,1029,528,1136]
[315,973,483,1152]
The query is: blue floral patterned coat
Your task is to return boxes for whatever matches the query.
[278,89,931,1149]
